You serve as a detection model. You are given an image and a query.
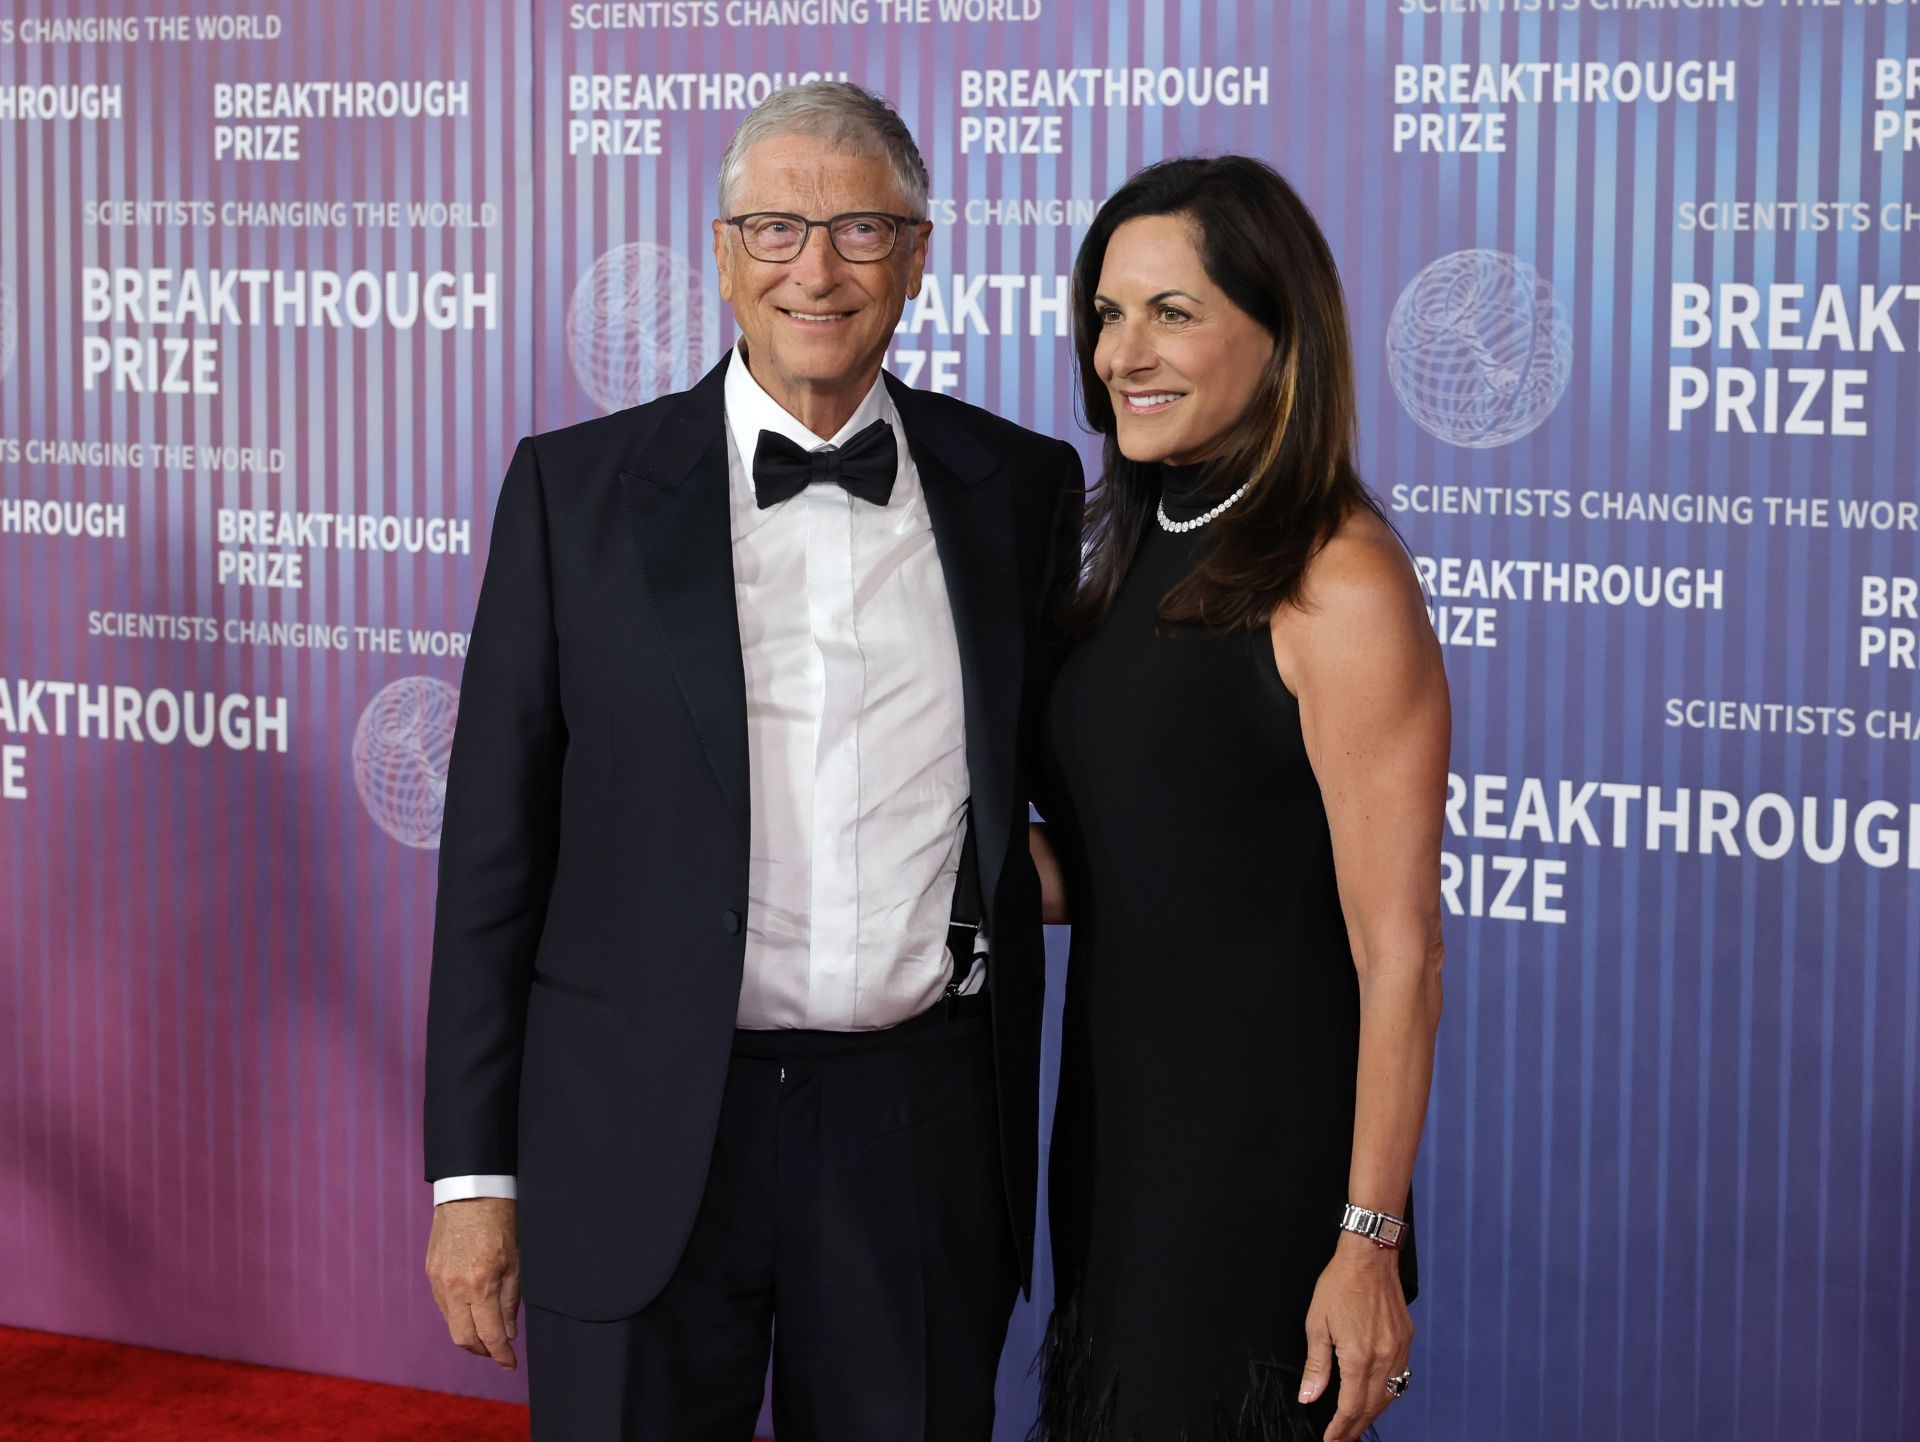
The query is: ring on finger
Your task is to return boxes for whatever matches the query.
[1386,1368,1412,1399]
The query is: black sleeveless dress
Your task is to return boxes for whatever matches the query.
[1033,464,1418,1442]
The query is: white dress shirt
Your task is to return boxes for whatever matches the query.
[434,349,979,1205]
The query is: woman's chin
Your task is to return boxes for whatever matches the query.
[1113,430,1178,465]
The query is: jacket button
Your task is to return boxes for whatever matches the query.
[721,909,743,935]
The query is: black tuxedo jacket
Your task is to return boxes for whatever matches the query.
[424,354,1084,1320]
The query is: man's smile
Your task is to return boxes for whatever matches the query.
[777,305,859,326]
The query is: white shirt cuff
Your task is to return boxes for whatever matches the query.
[432,1174,518,1205]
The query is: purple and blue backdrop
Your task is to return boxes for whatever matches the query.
[2,4,1916,1441]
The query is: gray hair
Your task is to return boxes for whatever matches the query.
[717,81,930,220]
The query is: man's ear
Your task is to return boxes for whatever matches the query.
[712,220,735,303]
[902,220,932,301]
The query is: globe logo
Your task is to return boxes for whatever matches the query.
[0,277,17,382]
[566,242,707,413]
[1386,249,1572,449]
[352,676,459,850]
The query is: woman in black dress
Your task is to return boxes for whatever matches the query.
[1030,157,1449,1442]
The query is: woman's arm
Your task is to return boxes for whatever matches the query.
[1270,509,1450,1442]
[1029,821,1070,925]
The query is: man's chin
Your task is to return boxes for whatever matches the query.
[761,344,883,390]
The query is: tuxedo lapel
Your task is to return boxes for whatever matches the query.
[621,357,750,842]
[887,375,1023,915]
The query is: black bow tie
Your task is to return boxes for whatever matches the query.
[752,419,897,510]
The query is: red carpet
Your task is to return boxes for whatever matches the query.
[0,1325,531,1440]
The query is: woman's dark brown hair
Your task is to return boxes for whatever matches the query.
[1068,155,1385,632]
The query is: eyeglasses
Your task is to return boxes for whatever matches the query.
[724,211,919,264]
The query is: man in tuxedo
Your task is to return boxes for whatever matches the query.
[422,81,1083,1441]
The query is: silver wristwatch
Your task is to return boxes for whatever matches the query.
[1339,1202,1408,1249]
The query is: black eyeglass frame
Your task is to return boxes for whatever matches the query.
[723,210,924,264]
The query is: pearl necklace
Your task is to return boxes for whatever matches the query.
[1156,478,1253,533]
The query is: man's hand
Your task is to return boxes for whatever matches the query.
[425,1197,521,1370]
[1297,1233,1413,1442]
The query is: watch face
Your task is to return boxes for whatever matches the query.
[1377,1217,1405,1247]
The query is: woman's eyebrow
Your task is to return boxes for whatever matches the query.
[1093,289,1204,307]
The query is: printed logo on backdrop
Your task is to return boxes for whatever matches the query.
[566,242,711,414]
[352,676,459,850]
[1386,249,1573,451]
[0,276,17,382]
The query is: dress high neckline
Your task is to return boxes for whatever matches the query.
[1157,461,1232,524]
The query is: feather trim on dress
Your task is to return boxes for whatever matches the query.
[1028,1298,1383,1442]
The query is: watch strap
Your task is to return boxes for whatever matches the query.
[1340,1202,1409,1249]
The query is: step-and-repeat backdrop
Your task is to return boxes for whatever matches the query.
[2,4,1914,1440]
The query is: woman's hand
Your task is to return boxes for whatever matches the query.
[1297,1232,1414,1442]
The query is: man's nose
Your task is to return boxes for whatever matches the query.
[789,224,840,291]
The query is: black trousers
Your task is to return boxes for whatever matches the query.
[527,997,1019,1442]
